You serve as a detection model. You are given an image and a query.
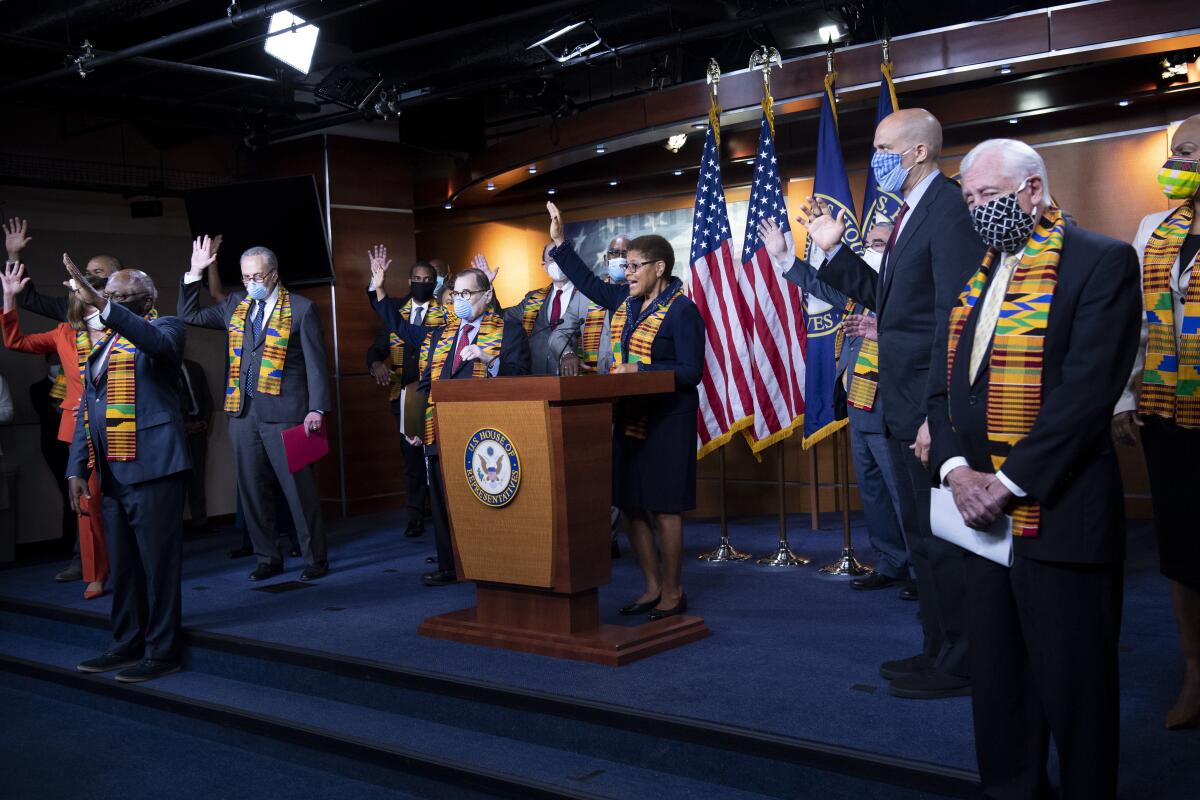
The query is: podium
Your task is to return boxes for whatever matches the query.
[418,373,710,666]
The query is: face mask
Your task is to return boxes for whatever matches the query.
[861,248,884,272]
[453,296,479,322]
[1158,157,1200,199]
[246,279,271,301]
[871,146,915,194]
[545,261,566,283]
[434,275,445,294]
[971,181,1036,253]
[410,282,435,303]
[607,257,627,282]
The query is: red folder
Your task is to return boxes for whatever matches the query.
[281,423,329,472]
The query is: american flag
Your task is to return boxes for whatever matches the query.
[688,125,755,457]
[741,115,807,453]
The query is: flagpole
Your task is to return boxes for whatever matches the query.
[820,425,871,576]
[808,448,820,530]
[696,57,750,564]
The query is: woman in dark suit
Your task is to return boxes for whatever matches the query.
[546,202,705,620]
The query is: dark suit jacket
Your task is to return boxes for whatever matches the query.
[67,303,191,486]
[927,226,1141,563]
[818,172,986,441]
[180,358,212,429]
[366,294,430,412]
[178,280,331,423]
[18,279,69,322]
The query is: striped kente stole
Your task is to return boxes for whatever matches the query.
[49,370,67,402]
[578,301,608,372]
[833,299,880,411]
[611,279,683,439]
[419,314,504,445]
[517,287,550,337]
[78,310,157,467]
[224,288,292,413]
[947,206,1066,538]
[1138,201,1200,427]
[387,300,445,401]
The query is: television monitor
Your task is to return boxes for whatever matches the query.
[184,175,333,288]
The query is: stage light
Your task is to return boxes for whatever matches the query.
[547,188,557,195]
[665,134,688,153]
[264,11,320,74]
[594,143,606,154]
[528,20,604,64]
[691,122,707,130]
[1117,99,1131,107]
[818,24,845,43]
[673,169,684,176]
[528,164,537,174]
[443,202,452,210]
[486,181,495,191]
[998,65,1013,75]
[608,180,619,187]
[1008,118,1019,124]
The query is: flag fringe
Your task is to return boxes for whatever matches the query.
[801,417,848,450]
[747,413,807,457]
[696,414,754,461]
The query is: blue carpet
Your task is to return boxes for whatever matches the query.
[0,512,1195,798]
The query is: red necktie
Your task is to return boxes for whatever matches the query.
[549,288,562,326]
[880,202,909,286]
[451,323,474,373]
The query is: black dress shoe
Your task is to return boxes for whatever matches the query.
[300,562,328,581]
[249,562,283,581]
[647,594,688,621]
[899,583,919,601]
[851,572,903,591]
[618,595,660,616]
[115,659,181,683]
[404,520,424,538]
[77,652,140,674]
[228,546,254,559]
[889,668,971,699]
[422,570,457,587]
[289,547,303,558]
[880,653,934,681]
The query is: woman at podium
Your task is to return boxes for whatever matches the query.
[546,202,705,620]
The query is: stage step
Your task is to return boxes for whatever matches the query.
[0,597,977,800]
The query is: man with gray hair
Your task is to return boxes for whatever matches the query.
[928,137,1140,798]
[179,237,331,582]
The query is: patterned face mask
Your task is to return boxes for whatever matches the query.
[1158,157,1200,199]
[970,180,1035,253]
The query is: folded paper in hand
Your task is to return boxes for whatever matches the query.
[281,423,329,473]
[930,486,1013,567]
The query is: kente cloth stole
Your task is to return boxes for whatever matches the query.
[49,370,67,402]
[388,301,445,401]
[224,289,292,413]
[78,311,157,467]
[833,299,880,411]
[610,281,683,439]
[420,314,504,444]
[1138,201,1200,427]
[946,206,1066,538]
[578,301,608,372]
[518,287,551,337]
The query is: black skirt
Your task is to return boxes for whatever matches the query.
[1140,416,1200,590]
[612,407,697,515]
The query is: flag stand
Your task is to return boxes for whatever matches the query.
[699,447,751,562]
[758,443,811,567]
[819,426,871,576]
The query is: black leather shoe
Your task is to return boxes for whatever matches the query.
[899,583,919,601]
[422,570,457,587]
[300,562,328,581]
[289,546,302,558]
[249,562,283,581]
[851,572,903,591]
[880,653,934,681]
[404,520,424,538]
[647,594,688,621]
[619,595,660,616]
[114,659,181,683]
[228,546,254,559]
[889,668,971,700]
[77,652,140,674]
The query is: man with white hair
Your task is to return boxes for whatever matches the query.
[928,138,1141,798]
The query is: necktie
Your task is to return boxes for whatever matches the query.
[879,202,909,288]
[451,324,474,374]
[549,289,562,326]
[411,305,425,327]
[245,300,265,397]
[969,254,1021,383]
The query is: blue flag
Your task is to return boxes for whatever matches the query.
[860,63,903,229]
[801,73,862,448]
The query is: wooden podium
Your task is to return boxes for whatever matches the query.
[418,373,710,666]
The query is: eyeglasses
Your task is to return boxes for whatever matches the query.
[624,259,663,273]
[103,290,147,302]
[241,273,274,285]
[606,249,627,258]
[447,288,485,300]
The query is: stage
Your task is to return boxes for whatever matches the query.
[0,512,1194,799]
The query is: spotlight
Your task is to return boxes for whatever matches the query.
[1008,118,1019,124]
[1117,99,1131,107]
[594,143,606,154]
[547,188,557,195]
[998,65,1013,75]
[673,169,683,176]
[443,202,452,210]
[608,180,619,187]
[528,20,605,64]
[264,10,320,74]
[486,181,495,191]
[665,134,687,153]
[691,122,707,130]
[818,24,846,43]
[528,164,538,174]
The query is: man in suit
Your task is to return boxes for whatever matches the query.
[800,108,986,699]
[928,138,1140,799]
[367,251,443,538]
[179,237,331,582]
[179,358,212,532]
[372,266,530,586]
[503,242,590,375]
[65,261,191,683]
[760,218,911,590]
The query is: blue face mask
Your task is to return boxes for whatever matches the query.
[453,296,478,322]
[246,280,270,301]
[434,275,445,294]
[607,257,627,283]
[871,146,915,194]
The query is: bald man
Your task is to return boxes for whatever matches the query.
[3,217,121,323]
[801,108,986,700]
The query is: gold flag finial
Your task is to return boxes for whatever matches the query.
[749,46,782,135]
[706,58,722,145]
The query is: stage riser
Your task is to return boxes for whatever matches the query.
[0,601,976,800]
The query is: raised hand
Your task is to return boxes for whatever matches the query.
[368,244,392,291]
[756,217,789,262]
[547,202,564,246]
[190,235,217,277]
[795,197,846,256]
[3,217,31,259]
[1,261,30,297]
[471,253,499,284]
[64,253,104,310]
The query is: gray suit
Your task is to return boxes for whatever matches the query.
[554,289,616,374]
[506,285,591,375]
[68,303,191,661]
[178,279,331,568]
[783,257,910,579]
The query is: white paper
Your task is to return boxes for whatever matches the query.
[930,486,1014,567]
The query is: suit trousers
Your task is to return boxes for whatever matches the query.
[98,460,186,661]
[886,436,970,677]
[426,454,455,573]
[185,431,208,524]
[850,421,909,578]
[401,432,428,527]
[965,552,1122,800]
[229,396,326,567]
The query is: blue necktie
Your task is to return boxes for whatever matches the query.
[245,300,265,397]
